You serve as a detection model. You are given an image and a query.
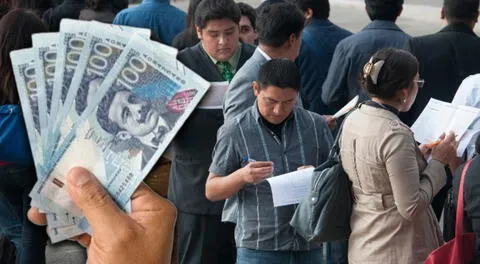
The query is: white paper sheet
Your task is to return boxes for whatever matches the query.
[197,81,229,109]
[266,168,314,207]
[333,95,359,119]
[410,98,480,145]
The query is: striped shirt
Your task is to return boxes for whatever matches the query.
[209,104,333,251]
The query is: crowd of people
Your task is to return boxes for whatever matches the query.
[1,0,480,263]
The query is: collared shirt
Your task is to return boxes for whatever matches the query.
[205,42,242,75]
[257,46,272,61]
[113,0,186,45]
[209,104,333,251]
[321,20,410,113]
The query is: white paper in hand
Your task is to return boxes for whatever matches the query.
[267,168,314,207]
[333,95,359,119]
[410,98,480,144]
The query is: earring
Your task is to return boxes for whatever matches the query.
[403,98,407,103]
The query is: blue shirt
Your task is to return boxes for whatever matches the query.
[296,19,352,114]
[321,20,410,112]
[113,0,186,45]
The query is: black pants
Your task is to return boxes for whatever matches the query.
[176,211,236,264]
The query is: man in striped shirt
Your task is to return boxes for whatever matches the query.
[206,59,333,263]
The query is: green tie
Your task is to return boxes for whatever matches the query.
[217,61,234,82]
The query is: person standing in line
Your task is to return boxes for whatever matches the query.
[113,0,186,45]
[401,0,480,221]
[206,59,333,264]
[168,0,255,263]
[321,0,409,114]
[340,48,458,263]
[0,9,49,264]
[295,0,351,114]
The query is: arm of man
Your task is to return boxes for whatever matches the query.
[321,42,350,113]
[205,122,273,201]
[206,161,273,201]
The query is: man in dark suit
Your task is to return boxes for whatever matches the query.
[295,0,352,115]
[401,0,480,126]
[401,0,480,222]
[321,0,409,113]
[168,0,255,263]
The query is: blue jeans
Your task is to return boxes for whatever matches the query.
[237,248,324,264]
[0,164,47,264]
[325,240,348,264]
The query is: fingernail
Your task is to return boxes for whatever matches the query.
[70,171,91,187]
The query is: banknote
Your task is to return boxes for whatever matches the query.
[47,224,85,244]
[38,35,210,217]
[10,48,44,166]
[32,32,59,130]
[45,23,152,160]
[49,19,90,137]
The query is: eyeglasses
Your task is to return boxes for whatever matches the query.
[416,79,425,88]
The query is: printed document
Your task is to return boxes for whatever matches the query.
[267,168,314,207]
[411,98,480,145]
[197,81,229,109]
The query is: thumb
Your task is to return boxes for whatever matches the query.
[67,167,125,234]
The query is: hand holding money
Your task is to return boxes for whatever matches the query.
[28,167,177,264]
[11,19,209,242]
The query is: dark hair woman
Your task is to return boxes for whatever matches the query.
[340,48,458,263]
[79,0,128,23]
[0,8,48,264]
[171,0,202,50]
[11,0,55,18]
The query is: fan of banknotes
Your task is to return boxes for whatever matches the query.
[10,19,210,243]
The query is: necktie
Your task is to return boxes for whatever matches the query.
[217,61,234,82]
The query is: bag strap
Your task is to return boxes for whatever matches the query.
[455,159,473,237]
[328,104,361,159]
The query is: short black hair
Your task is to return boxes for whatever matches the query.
[237,2,256,28]
[296,0,330,19]
[258,59,301,91]
[256,2,305,48]
[194,0,241,29]
[444,0,480,22]
[365,0,404,21]
[360,48,418,100]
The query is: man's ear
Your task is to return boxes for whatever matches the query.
[288,33,297,48]
[440,7,446,20]
[116,131,132,141]
[252,81,261,97]
[304,8,313,23]
[196,26,203,40]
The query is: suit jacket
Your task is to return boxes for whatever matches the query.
[112,0,185,45]
[296,19,352,114]
[223,48,268,121]
[168,42,255,215]
[42,0,84,31]
[340,104,445,263]
[321,20,410,113]
[401,23,480,126]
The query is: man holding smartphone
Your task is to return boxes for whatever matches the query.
[206,59,333,264]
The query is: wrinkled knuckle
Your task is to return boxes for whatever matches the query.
[83,185,110,208]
